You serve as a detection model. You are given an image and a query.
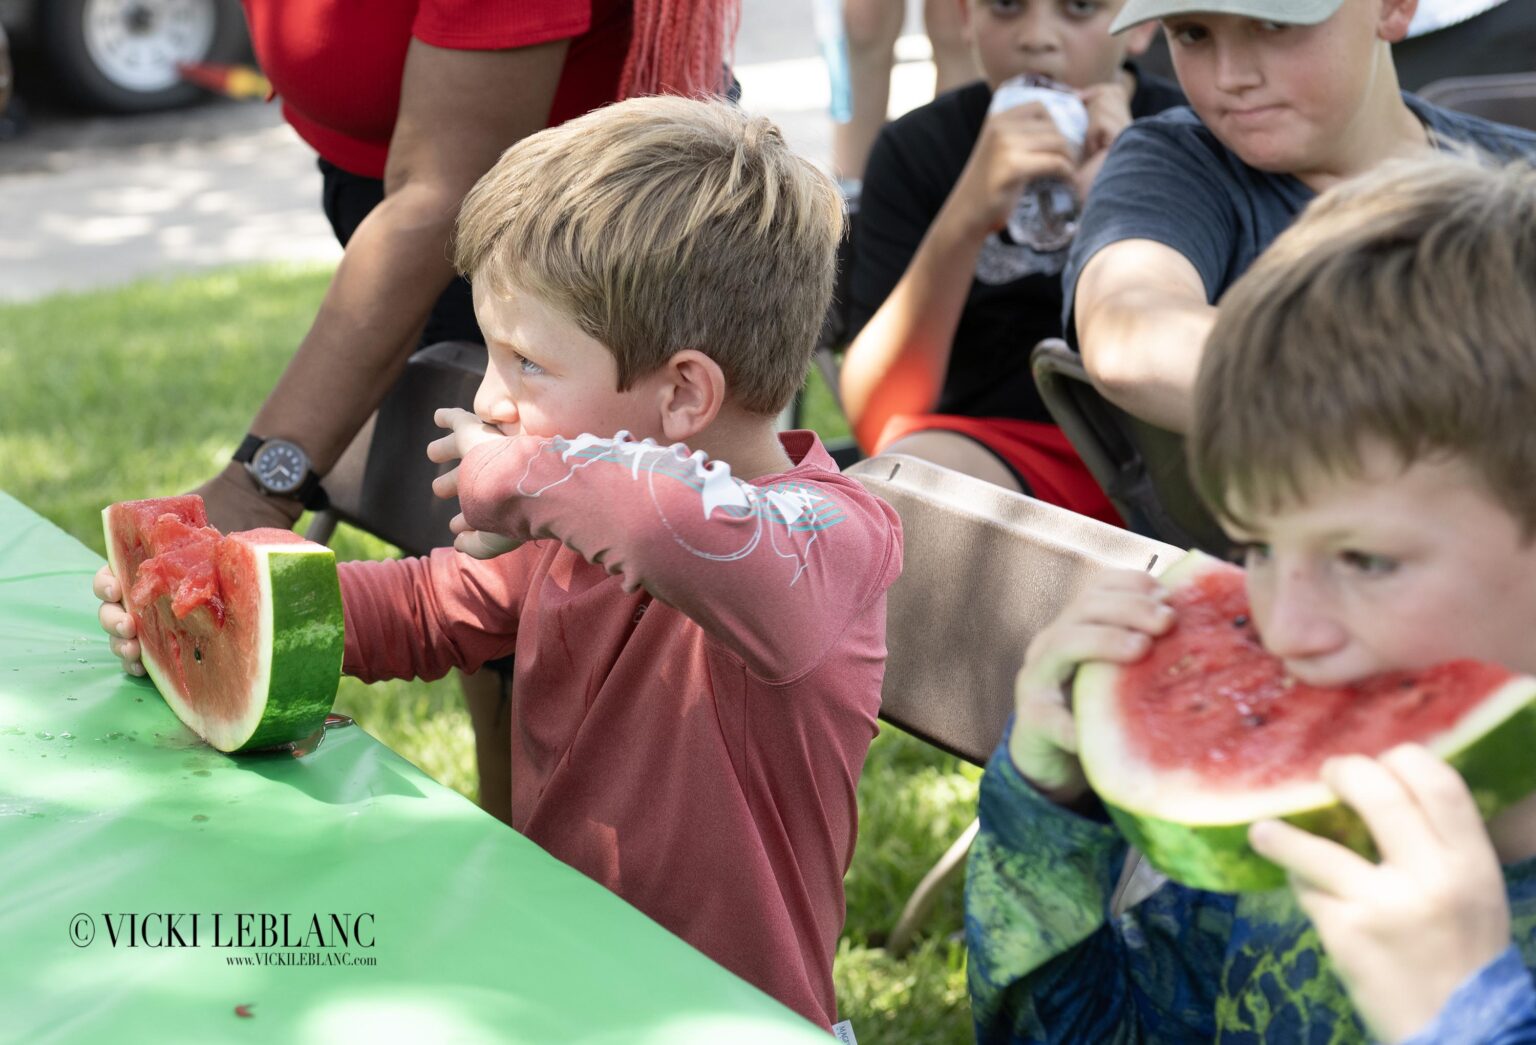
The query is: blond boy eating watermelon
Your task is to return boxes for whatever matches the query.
[967,154,1536,1042]
[93,97,902,1030]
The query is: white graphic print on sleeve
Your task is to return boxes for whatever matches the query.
[512,432,842,587]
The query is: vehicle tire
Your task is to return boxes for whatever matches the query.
[38,0,248,113]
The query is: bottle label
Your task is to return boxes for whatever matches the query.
[988,74,1089,154]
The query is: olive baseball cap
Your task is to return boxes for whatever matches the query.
[1110,0,1347,33]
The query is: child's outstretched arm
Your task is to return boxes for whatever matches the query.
[1074,240,1214,434]
[1065,119,1242,435]
[1249,746,1532,1044]
[93,541,533,686]
[429,411,900,683]
[970,570,1229,1042]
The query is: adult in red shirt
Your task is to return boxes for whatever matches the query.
[195,0,735,823]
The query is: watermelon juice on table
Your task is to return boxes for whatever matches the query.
[1075,550,1536,893]
[102,495,344,753]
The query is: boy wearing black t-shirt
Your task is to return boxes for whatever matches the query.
[841,0,1184,523]
[1066,0,1536,435]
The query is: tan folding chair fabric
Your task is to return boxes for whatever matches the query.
[847,453,1179,952]
[847,453,1180,768]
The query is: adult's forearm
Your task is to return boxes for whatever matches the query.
[1078,289,1216,434]
[246,181,465,472]
[200,36,570,531]
[840,207,987,449]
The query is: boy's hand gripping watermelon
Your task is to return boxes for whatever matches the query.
[102,495,344,753]
[1075,550,1536,892]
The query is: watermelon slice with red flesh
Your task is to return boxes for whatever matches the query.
[102,495,344,753]
[1075,550,1536,892]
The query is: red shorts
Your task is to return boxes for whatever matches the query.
[875,414,1123,527]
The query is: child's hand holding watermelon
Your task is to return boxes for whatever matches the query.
[428,407,521,560]
[1010,568,1174,806]
[93,564,146,677]
[1248,745,1512,1044]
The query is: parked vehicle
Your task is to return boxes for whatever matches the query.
[0,0,249,113]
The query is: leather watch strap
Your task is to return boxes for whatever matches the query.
[293,470,330,512]
[232,433,263,464]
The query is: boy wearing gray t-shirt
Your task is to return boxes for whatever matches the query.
[1062,0,1536,435]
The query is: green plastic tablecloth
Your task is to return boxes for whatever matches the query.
[0,491,825,1044]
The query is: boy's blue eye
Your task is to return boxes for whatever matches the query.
[988,0,1023,16]
[1062,0,1101,17]
[514,353,544,376]
[1339,550,1397,576]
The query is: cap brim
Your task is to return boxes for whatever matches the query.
[1110,0,1346,34]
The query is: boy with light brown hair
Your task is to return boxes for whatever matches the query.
[97,96,903,1030]
[968,153,1536,1042]
[1066,0,1536,434]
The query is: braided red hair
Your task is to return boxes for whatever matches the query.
[619,0,742,99]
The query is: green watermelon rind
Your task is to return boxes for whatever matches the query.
[223,545,345,753]
[1077,550,1536,893]
[101,508,344,754]
[1099,687,1536,892]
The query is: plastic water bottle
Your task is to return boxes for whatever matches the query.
[988,75,1089,252]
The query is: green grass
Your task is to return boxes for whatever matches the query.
[0,264,976,1042]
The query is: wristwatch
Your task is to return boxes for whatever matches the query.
[232,434,329,510]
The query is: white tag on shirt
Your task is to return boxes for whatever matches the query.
[831,1020,858,1044]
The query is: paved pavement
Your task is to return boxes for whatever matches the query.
[0,0,939,303]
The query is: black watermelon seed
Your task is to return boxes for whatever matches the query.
[1232,614,1250,627]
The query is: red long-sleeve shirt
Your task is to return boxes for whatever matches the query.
[338,431,902,1026]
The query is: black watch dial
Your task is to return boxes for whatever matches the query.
[249,440,310,496]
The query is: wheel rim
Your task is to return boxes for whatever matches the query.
[81,0,217,93]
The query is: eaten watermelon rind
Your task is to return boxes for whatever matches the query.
[217,543,344,752]
[102,503,344,754]
[1076,549,1536,893]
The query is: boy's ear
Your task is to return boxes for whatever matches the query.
[957,0,975,47]
[1376,0,1418,42]
[657,349,728,444]
[1123,22,1159,58]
